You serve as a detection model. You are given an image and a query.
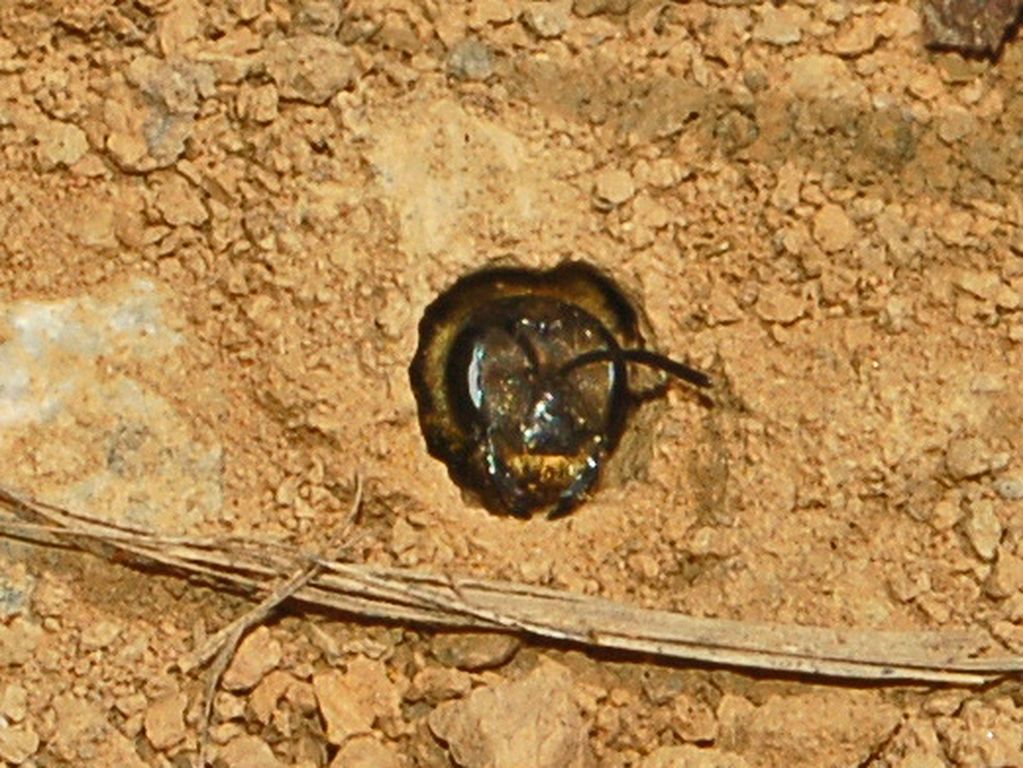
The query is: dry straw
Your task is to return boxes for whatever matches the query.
[2,484,1021,686]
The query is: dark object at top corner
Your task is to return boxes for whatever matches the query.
[921,0,1023,55]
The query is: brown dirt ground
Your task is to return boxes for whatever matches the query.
[1,1,1023,767]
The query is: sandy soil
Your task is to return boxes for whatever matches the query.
[1,1,1023,766]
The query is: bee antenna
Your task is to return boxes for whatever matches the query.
[619,348,711,389]
[559,347,711,389]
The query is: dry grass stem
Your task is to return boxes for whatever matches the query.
[1,485,1021,688]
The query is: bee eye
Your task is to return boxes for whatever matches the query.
[463,327,531,412]
[409,262,710,519]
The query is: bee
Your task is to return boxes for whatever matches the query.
[409,262,710,518]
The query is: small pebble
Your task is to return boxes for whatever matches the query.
[155,175,208,228]
[222,626,281,691]
[0,725,39,765]
[406,666,473,704]
[1005,594,1023,622]
[812,204,857,253]
[593,168,635,210]
[945,436,991,480]
[991,620,1023,654]
[755,285,805,325]
[265,35,356,104]
[249,670,295,725]
[964,499,1002,561]
[0,619,43,667]
[993,474,1023,501]
[0,568,33,621]
[144,692,188,751]
[521,2,569,38]
[314,678,373,745]
[753,5,805,45]
[0,685,27,723]
[788,54,853,101]
[923,690,965,717]
[771,163,802,212]
[114,692,147,717]
[671,694,719,742]
[955,271,1000,301]
[431,632,520,671]
[938,106,977,144]
[80,620,122,651]
[428,659,586,768]
[990,452,1011,472]
[572,0,632,17]
[642,745,748,768]
[832,17,879,56]
[447,38,494,81]
[217,735,284,768]
[34,120,89,169]
[313,658,400,745]
[213,691,246,722]
[985,553,1023,598]
[330,736,402,768]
